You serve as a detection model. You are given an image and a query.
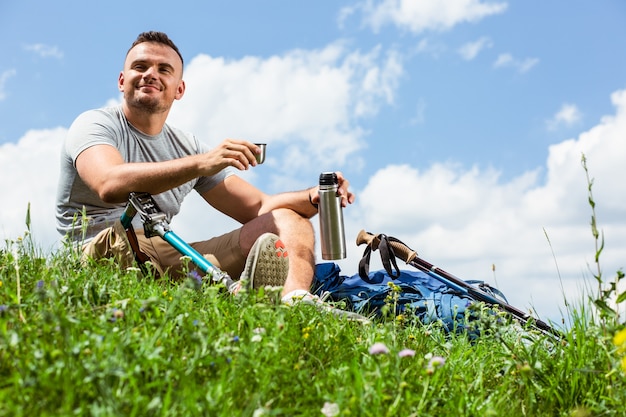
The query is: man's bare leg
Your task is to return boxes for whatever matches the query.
[239,208,316,296]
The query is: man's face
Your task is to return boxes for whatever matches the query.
[118,42,185,113]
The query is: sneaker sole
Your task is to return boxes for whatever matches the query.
[241,233,289,289]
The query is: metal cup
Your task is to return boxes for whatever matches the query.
[254,143,266,164]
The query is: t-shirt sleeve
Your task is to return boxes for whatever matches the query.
[65,109,119,165]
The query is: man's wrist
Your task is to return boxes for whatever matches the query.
[308,190,318,209]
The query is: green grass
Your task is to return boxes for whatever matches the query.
[0,235,624,417]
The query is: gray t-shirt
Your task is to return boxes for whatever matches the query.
[56,105,232,243]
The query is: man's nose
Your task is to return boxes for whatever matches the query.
[143,65,158,81]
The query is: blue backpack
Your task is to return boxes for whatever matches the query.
[312,262,508,334]
[311,231,562,339]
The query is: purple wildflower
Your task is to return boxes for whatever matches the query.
[187,270,203,287]
[369,342,390,355]
[398,348,416,358]
[428,355,445,368]
[426,355,446,374]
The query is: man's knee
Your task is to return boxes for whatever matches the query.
[273,208,314,234]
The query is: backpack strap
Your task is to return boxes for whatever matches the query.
[358,233,401,283]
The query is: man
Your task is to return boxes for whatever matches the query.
[55,31,363,319]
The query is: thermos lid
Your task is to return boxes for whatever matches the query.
[319,172,338,185]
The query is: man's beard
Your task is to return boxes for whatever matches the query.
[125,90,170,114]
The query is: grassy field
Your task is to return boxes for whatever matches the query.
[0,230,624,417]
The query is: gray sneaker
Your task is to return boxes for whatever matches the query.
[284,291,371,324]
[240,233,289,289]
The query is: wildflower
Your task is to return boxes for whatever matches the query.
[321,402,340,417]
[187,270,203,288]
[398,348,416,358]
[369,342,390,355]
[613,327,626,352]
[426,354,446,374]
[251,334,263,343]
[614,327,626,375]
[36,280,44,289]
[428,355,445,368]
[253,408,270,417]
[0,305,7,315]
[232,336,240,343]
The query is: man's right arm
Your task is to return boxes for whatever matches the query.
[76,138,265,204]
[76,144,207,203]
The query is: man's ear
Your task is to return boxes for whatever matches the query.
[118,71,125,92]
[175,79,186,100]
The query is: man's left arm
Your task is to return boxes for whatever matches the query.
[200,173,354,224]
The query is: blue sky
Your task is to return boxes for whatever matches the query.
[1,0,626,323]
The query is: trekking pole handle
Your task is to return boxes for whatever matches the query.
[356,229,378,247]
[356,229,418,263]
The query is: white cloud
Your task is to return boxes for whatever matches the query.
[0,69,17,101]
[0,127,66,251]
[360,0,508,33]
[24,43,64,59]
[493,52,513,67]
[413,38,447,58]
[169,43,403,181]
[337,4,359,29]
[458,36,493,60]
[547,103,583,131]
[493,53,539,73]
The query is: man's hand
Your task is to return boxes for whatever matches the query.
[198,139,263,175]
[309,171,355,208]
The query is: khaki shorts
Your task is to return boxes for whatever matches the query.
[135,228,245,280]
[82,221,245,280]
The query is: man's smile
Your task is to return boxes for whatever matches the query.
[138,83,161,91]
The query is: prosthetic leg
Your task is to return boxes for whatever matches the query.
[120,192,240,293]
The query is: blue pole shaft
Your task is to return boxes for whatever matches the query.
[161,230,218,275]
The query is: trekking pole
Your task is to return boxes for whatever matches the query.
[356,230,563,339]
[121,192,240,293]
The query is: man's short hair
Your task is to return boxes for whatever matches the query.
[127,31,184,67]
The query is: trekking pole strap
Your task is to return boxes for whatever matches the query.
[357,231,402,282]
[120,196,151,268]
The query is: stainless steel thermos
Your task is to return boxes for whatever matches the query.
[318,172,346,260]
